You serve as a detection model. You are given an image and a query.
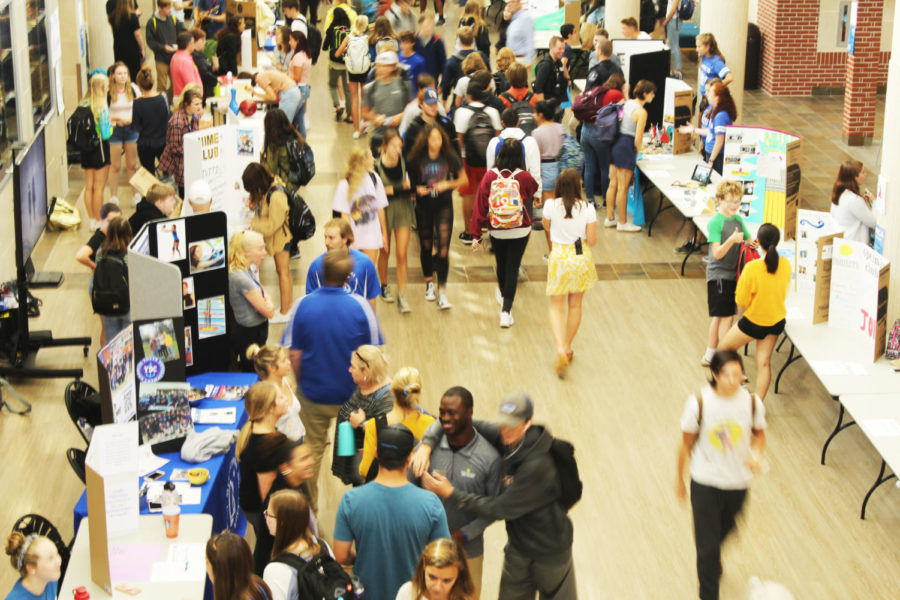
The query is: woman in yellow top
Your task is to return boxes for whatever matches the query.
[241,162,294,323]
[359,366,434,479]
[719,223,791,401]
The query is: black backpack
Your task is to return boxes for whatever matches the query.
[549,437,582,511]
[500,91,536,135]
[92,250,130,316]
[325,6,352,63]
[271,546,355,600]
[462,105,495,168]
[307,25,323,65]
[286,137,316,187]
[67,106,100,154]
[267,185,316,243]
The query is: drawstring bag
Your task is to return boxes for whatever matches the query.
[626,167,645,227]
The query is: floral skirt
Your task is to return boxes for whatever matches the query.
[546,243,597,296]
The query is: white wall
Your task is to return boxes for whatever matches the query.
[818,0,894,53]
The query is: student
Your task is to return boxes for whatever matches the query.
[107,62,141,206]
[681,83,736,175]
[248,343,305,442]
[543,169,597,377]
[408,124,468,309]
[273,26,295,72]
[228,230,276,370]
[718,223,791,401]
[606,79,656,232]
[303,218,381,312]
[189,28,219,98]
[205,532,272,599]
[676,350,766,600]
[332,146,390,266]
[492,47,516,95]
[159,84,203,198]
[830,159,877,245]
[414,15,447,83]
[107,0,146,82]
[701,181,754,367]
[81,73,112,231]
[532,99,565,207]
[395,538,477,600]
[128,182,177,234]
[146,0,186,97]
[588,28,622,71]
[420,0,446,27]
[499,62,538,112]
[345,15,372,139]
[322,0,356,123]
[375,129,414,311]
[94,217,134,341]
[186,179,215,213]
[248,69,306,131]
[559,23,578,75]
[620,16,651,40]
[76,203,122,271]
[261,109,306,193]
[287,31,312,137]
[440,26,476,102]
[193,0,227,38]
[533,36,568,103]
[132,66,171,174]
[471,139,539,328]
[696,33,733,100]
[215,15,243,76]
[398,31,427,96]
[505,0,535,65]
[4,532,61,600]
[663,0,685,79]
[363,51,412,154]
[401,80,453,146]
[387,0,418,35]
[456,2,491,66]
[581,72,625,207]
[170,31,203,97]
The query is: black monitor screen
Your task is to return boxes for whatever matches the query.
[14,128,48,269]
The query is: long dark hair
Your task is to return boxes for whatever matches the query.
[108,0,131,29]
[708,350,743,388]
[269,490,319,559]
[290,31,311,56]
[554,169,583,218]
[495,138,526,172]
[205,532,271,600]
[101,217,133,253]
[241,163,275,205]
[831,159,863,206]
[757,223,781,274]
[217,15,242,41]
[409,123,458,166]
[710,83,738,122]
[262,109,303,162]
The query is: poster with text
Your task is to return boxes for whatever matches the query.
[183,125,239,219]
[796,209,840,293]
[97,326,136,424]
[197,295,226,339]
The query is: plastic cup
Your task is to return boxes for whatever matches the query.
[162,506,180,538]
[337,421,356,457]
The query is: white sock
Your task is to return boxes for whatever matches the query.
[704,347,716,360]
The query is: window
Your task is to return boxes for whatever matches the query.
[0,2,14,172]
[26,0,51,128]
[837,1,852,48]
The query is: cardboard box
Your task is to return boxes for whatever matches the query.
[783,139,802,241]
[129,168,183,217]
[813,232,839,324]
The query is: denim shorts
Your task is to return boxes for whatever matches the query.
[109,124,139,145]
[541,160,560,192]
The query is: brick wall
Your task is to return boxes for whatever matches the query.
[843,0,884,142]
[759,0,891,95]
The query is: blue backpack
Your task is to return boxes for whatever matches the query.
[678,0,696,21]
[594,102,623,143]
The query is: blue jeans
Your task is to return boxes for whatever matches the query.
[295,83,310,138]
[581,122,611,205]
[278,85,310,137]
[101,314,131,341]
[667,17,683,72]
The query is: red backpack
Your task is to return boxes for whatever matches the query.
[736,243,760,281]
[572,85,608,123]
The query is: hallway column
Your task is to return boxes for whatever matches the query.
[880,8,900,321]
[700,0,749,122]
[605,0,641,37]
[842,0,884,146]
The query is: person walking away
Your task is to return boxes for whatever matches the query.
[344,15,373,139]
[580,71,624,208]
[414,15,446,84]
[261,108,307,194]
[323,0,357,122]
[93,217,134,341]
[532,99,565,247]
[132,66,170,174]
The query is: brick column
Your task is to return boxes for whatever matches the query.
[758,0,820,96]
[842,0,884,146]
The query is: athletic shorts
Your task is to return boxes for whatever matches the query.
[707,279,737,317]
[460,161,487,195]
[737,316,786,340]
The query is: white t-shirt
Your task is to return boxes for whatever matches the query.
[544,198,597,245]
[275,377,305,442]
[332,173,390,250]
[394,581,421,600]
[831,189,876,245]
[453,102,502,157]
[680,385,766,490]
[263,539,334,600]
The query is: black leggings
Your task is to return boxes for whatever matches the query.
[415,196,453,285]
[491,234,529,312]
[137,144,164,175]
[300,0,320,23]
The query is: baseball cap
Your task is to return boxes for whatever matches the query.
[188,179,212,206]
[494,392,534,427]
[423,87,439,105]
[375,51,400,65]
[377,424,416,463]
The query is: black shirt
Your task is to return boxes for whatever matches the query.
[533,55,568,102]
[132,95,170,148]
[375,158,406,200]
[87,229,106,257]
[128,199,167,236]
[106,1,143,72]
[238,431,286,513]
[585,59,623,91]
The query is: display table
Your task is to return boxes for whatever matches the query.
[60,514,212,599]
[74,372,257,536]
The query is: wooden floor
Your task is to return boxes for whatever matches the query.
[2,12,898,600]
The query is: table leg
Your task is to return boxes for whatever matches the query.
[774,341,800,394]
[647,198,674,237]
[821,402,856,465]
[860,460,896,520]
[776,333,788,353]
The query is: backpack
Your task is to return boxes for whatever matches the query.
[594,102,624,143]
[92,251,130,316]
[462,105,495,168]
[736,242,760,281]
[307,26,323,65]
[345,35,371,74]
[500,91,536,135]
[488,169,525,229]
[67,106,100,153]
[558,134,584,175]
[886,319,900,360]
[678,0,696,21]
[267,185,316,243]
[271,546,355,600]
[286,137,316,187]
[549,437,582,511]
[572,85,608,124]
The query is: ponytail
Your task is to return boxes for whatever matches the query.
[757,223,781,274]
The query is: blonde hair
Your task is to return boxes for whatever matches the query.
[391,366,422,409]
[342,146,371,198]
[236,381,281,459]
[461,52,486,76]
[174,83,203,111]
[228,230,265,273]
[716,180,743,202]
[462,1,484,30]
[496,47,516,72]
[352,15,369,36]
[324,217,354,245]
[352,345,389,383]
[247,344,287,380]
[410,539,476,600]
[89,73,109,118]
[111,62,136,102]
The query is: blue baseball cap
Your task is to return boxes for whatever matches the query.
[423,88,439,105]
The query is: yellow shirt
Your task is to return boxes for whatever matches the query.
[735,257,791,326]
[359,410,435,477]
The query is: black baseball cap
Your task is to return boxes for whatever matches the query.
[377,424,416,462]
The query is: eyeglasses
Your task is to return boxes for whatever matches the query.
[263,510,276,520]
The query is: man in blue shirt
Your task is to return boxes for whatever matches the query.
[334,425,450,600]
[305,218,380,312]
[193,0,226,39]
[505,0,535,65]
[289,248,383,513]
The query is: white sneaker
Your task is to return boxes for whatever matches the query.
[603,218,617,228]
[109,196,119,206]
[89,218,99,230]
[437,292,452,310]
[495,287,503,307]
[352,131,360,139]
[424,281,436,301]
[499,311,514,328]
[397,294,411,313]
[270,311,291,324]
[617,222,642,232]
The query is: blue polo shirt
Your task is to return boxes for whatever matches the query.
[703,108,732,155]
[699,55,731,95]
[289,287,383,404]
[305,248,380,300]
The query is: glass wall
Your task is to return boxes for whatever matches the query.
[0,1,15,172]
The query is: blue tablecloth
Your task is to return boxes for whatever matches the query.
[73,372,258,538]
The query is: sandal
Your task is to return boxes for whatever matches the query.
[554,353,569,378]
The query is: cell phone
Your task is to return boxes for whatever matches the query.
[574,238,583,255]
[146,470,166,481]
[148,501,162,513]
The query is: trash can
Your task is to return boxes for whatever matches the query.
[746,22,761,90]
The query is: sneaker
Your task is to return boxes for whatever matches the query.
[499,311,514,328]
[335,106,344,122]
[435,15,445,26]
[290,246,301,260]
[603,218,617,228]
[380,284,395,303]
[270,311,291,324]
[700,355,711,367]
[89,218,99,230]
[617,222,642,233]
[458,232,476,245]
[672,70,684,80]
[674,240,699,253]
[352,131,360,139]
[109,195,119,206]
[424,281,436,301]
[495,287,503,307]
[437,292,452,310]
[397,294,411,313]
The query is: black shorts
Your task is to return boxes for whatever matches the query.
[707,279,737,317]
[348,72,368,83]
[737,316,786,340]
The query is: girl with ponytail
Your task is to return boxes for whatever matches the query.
[719,223,791,401]
[247,343,305,442]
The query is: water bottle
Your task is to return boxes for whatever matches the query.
[72,586,90,600]
[161,481,181,538]
[351,576,364,599]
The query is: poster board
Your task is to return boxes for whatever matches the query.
[796,209,840,294]
[85,422,139,595]
[663,78,693,154]
[722,126,801,237]
[813,232,840,324]
[828,238,891,361]
[97,326,137,425]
